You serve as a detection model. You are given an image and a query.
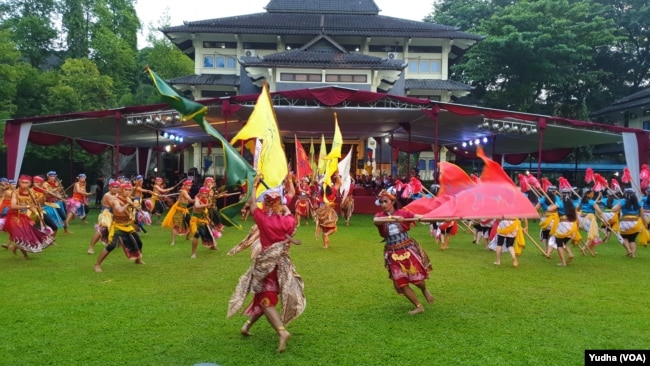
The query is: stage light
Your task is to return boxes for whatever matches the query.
[482,137,488,143]
[462,142,467,148]
[163,132,169,138]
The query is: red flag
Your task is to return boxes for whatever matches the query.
[476,146,516,186]
[518,174,530,192]
[527,175,542,190]
[422,182,539,220]
[622,167,632,184]
[585,167,595,184]
[294,135,313,181]
[558,177,572,192]
[593,173,608,192]
[611,178,621,192]
[438,162,475,196]
[541,177,553,192]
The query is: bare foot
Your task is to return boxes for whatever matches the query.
[277,329,291,352]
[493,262,501,266]
[191,254,196,259]
[135,259,145,265]
[513,257,519,268]
[557,263,566,267]
[424,291,435,304]
[87,248,94,254]
[567,255,574,264]
[241,321,252,336]
[408,305,425,315]
[170,242,175,246]
[94,264,102,272]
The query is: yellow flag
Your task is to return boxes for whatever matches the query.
[317,134,327,175]
[325,113,342,160]
[230,83,287,193]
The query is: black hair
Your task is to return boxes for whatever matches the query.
[623,191,640,212]
[562,193,578,222]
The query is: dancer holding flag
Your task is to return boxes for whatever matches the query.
[314,115,343,248]
[226,83,305,353]
[374,189,434,315]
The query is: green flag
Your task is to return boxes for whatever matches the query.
[146,66,255,229]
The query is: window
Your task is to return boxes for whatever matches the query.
[408,59,442,74]
[205,55,237,70]
[280,73,322,82]
[325,74,367,83]
[203,55,214,68]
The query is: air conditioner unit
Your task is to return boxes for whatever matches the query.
[387,52,399,60]
[244,49,257,57]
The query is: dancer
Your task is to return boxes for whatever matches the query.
[373,189,434,314]
[94,182,145,272]
[190,187,218,258]
[150,177,175,222]
[65,173,92,226]
[44,171,70,233]
[340,174,355,227]
[87,180,120,254]
[2,175,55,258]
[162,180,194,245]
[610,188,647,258]
[294,177,312,226]
[535,185,559,253]
[493,217,528,268]
[314,173,339,248]
[227,181,305,353]
[577,188,603,256]
[548,188,580,266]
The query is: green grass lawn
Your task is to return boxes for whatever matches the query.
[1,214,648,366]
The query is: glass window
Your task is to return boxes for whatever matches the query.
[408,61,418,73]
[203,55,214,68]
[353,75,367,82]
[216,56,225,68]
[295,74,308,81]
[325,75,338,82]
[226,57,236,69]
[431,60,441,73]
[419,60,429,73]
[418,159,426,170]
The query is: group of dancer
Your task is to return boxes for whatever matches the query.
[0,171,93,258]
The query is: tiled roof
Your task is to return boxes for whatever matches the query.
[265,0,380,14]
[405,79,473,91]
[240,49,405,70]
[591,88,650,116]
[163,13,482,41]
[168,74,239,86]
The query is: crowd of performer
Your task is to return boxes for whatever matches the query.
[3,165,649,354]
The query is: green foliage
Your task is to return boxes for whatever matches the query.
[0,216,648,365]
[43,58,116,114]
[91,0,139,99]
[431,0,624,118]
[0,29,21,119]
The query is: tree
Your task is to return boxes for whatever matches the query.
[446,0,618,118]
[1,0,58,68]
[90,0,140,104]
[0,29,22,120]
[61,0,94,59]
[44,58,115,114]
